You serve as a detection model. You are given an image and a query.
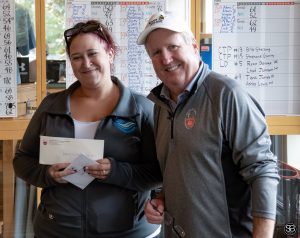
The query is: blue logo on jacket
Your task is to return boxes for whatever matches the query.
[113,118,137,133]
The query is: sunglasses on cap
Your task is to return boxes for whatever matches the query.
[64,22,109,46]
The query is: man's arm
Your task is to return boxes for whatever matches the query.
[253,216,275,238]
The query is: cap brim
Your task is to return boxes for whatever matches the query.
[137,25,187,45]
[137,26,159,45]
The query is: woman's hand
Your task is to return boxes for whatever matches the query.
[85,158,112,180]
[48,163,74,183]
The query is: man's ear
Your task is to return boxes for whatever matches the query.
[192,38,199,53]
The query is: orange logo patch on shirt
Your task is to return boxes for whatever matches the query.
[185,108,196,129]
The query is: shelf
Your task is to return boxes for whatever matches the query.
[0,117,31,140]
[267,116,300,135]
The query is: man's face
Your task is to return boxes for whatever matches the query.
[145,29,200,93]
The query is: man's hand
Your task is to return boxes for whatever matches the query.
[253,216,275,238]
[144,198,164,224]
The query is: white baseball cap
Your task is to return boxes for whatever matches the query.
[137,11,193,45]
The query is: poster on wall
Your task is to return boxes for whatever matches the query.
[0,0,17,117]
[213,0,300,115]
[65,0,165,95]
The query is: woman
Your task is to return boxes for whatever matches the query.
[13,20,162,238]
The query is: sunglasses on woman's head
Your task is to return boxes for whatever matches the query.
[64,23,109,46]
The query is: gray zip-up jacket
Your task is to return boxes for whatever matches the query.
[148,63,279,238]
[14,77,162,238]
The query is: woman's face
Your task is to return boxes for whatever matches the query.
[69,33,114,88]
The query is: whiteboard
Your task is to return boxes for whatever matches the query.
[0,0,17,117]
[212,0,300,115]
[65,0,165,95]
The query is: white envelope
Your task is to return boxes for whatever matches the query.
[39,136,104,165]
[63,154,98,189]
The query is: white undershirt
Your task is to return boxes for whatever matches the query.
[73,118,100,139]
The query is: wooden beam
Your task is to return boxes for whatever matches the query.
[35,0,47,104]
[2,140,17,237]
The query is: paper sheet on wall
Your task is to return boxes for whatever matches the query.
[65,0,166,95]
[0,0,17,117]
[213,0,300,115]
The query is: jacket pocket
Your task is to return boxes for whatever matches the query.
[37,203,81,228]
[34,204,82,237]
[87,188,136,234]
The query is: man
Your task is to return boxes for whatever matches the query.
[137,11,279,238]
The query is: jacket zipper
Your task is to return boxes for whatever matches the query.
[170,112,174,139]
[168,108,177,140]
[82,190,86,237]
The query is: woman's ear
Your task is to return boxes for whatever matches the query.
[108,48,115,64]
